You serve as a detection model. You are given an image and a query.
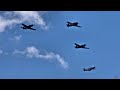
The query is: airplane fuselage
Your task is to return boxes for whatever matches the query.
[67,23,79,27]
[21,26,36,30]
[21,27,27,29]
[75,44,86,48]
[83,67,95,71]
[67,22,81,27]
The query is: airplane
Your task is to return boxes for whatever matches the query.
[21,24,36,30]
[66,21,81,27]
[74,43,89,49]
[83,66,96,71]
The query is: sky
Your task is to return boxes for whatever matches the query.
[0,11,120,79]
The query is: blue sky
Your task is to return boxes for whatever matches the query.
[0,11,120,79]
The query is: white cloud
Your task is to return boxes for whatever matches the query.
[0,11,49,32]
[0,49,3,54]
[10,35,22,41]
[25,46,68,69]
[26,46,40,58]
[12,49,25,55]
[55,54,69,69]
[0,49,9,55]
[13,11,46,26]
[12,46,69,69]
[0,16,21,32]
[14,35,22,41]
[38,52,55,60]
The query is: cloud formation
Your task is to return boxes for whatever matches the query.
[0,49,8,55]
[12,49,25,55]
[13,46,69,69]
[0,11,48,32]
[10,35,22,41]
[0,49,3,54]
[14,35,22,41]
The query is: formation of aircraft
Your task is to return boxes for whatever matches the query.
[19,21,95,72]
[83,66,96,71]
[66,21,96,72]
[21,24,36,30]
[74,43,89,49]
[66,21,81,27]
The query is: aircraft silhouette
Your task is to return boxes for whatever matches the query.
[74,43,89,49]
[21,24,36,30]
[67,21,81,27]
[83,66,96,71]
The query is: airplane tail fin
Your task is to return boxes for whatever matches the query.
[22,23,24,25]
[83,68,85,71]
[67,24,70,27]
[74,46,77,48]
[77,25,81,27]
[84,47,90,49]
[21,27,24,29]
[32,29,36,30]
[86,47,90,49]
[67,21,70,23]
[74,43,77,47]
[75,43,78,45]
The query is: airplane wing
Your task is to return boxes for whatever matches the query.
[75,43,80,46]
[84,47,90,49]
[22,24,27,27]
[67,21,71,24]
[28,24,33,27]
[30,28,36,30]
[74,22,78,24]
[75,43,78,45]
[83,68,89,71]
[76,25,81,27]
[92,67,95,69]
[89,67,95,70]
